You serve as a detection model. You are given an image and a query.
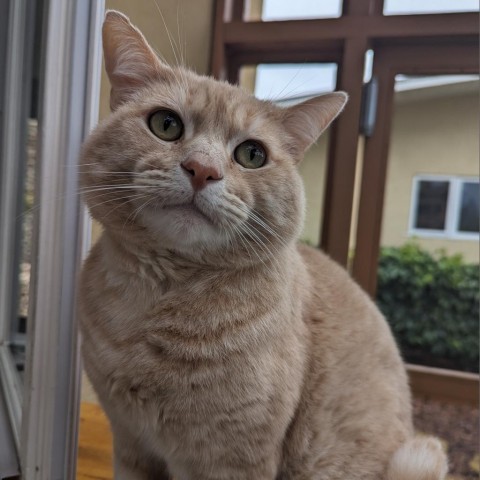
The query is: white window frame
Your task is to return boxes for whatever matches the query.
[0,0,104,479]
[408,174,480,241]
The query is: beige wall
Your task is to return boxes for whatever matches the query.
[381,83,479,263]
[297,134,329,246]
[100,0,214,120]
[298,133,365,250]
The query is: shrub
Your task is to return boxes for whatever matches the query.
[376,243,479,372]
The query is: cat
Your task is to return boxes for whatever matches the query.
[78,10,448,480]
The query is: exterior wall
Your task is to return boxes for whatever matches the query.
[99,0,214,120]
[298,133,364,250]
[298,134,329,246]
[381,85,479,263]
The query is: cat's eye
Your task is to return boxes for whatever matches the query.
[148,109,184,141]
[234,140,267,169]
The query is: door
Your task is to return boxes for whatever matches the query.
[352,42,479,295]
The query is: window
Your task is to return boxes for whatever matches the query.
[261,0,342,21]
[459,181,480,233]
[0,0,101,476]
[384,0,479,15]
[253,63,338,102]
[409,176,479,239]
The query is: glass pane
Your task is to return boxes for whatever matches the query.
[375,74,479,375]
[3,2,42,380]
[12,119,37,375]
[384,0,478,15]
[261,0,342,20]
[371,75,479,478]
[414,180,449,230]
[253,64,337,102]
[240,63,338,246]
[458,181,479,233]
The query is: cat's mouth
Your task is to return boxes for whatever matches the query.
[160,202,214,225]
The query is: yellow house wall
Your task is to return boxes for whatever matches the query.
[100,0,214,121]
[298,134,329,246]
[381,88,479,263]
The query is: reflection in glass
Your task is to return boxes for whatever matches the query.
[384,0,478,15]
[458,182,479,233]
[262,0,342,21]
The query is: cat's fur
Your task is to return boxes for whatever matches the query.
[78,10,448,480]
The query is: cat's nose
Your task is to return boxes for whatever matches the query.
[181,156,223,191]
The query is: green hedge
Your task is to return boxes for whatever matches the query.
[376,243,479,373]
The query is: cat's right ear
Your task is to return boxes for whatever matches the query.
[281,92,348,158]
[103,10,170,111]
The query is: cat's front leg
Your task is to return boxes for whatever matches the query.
[113,457,148,480]
[168,449,280,480]
[113,440,172,480]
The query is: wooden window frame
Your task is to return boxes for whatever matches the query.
[210,0,478,296]
[351,42,478,293]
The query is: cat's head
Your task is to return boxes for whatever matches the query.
[80,11,347,263]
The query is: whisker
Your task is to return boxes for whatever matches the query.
[247,209,290,248]
[95,194,153,223]
[122,195,156,230]
[240,222,282,277]
[87,192,150,211]
[153,0,180,66]
[232,222,277,277]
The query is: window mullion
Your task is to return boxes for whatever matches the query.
[445,177,460,237]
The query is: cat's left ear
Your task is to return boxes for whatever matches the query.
[103,10,171,110]
[282,92,348,157]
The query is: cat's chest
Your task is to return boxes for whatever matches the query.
[81,255,301,414]
[87,299,280,431]
[84,276,272,386]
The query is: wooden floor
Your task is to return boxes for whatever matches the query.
[77,403,113,480]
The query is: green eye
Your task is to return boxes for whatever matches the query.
[148,109,184,141]
[234,140,267,169]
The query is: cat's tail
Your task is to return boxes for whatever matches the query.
[386,437,448,480]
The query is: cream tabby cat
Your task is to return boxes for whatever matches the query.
[78,10,448,480]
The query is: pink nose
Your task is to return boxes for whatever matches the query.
[181,156,223,191]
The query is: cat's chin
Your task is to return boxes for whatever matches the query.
[139,204,227,251]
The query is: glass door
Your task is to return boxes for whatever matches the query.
[351,44,478,477]
[352,42,478,295]
[0,1,104,478]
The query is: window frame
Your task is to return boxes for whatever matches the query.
[211,0,478,285]
[408,174,480,241]
[0,0,103,478]
[0,0,36,453]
